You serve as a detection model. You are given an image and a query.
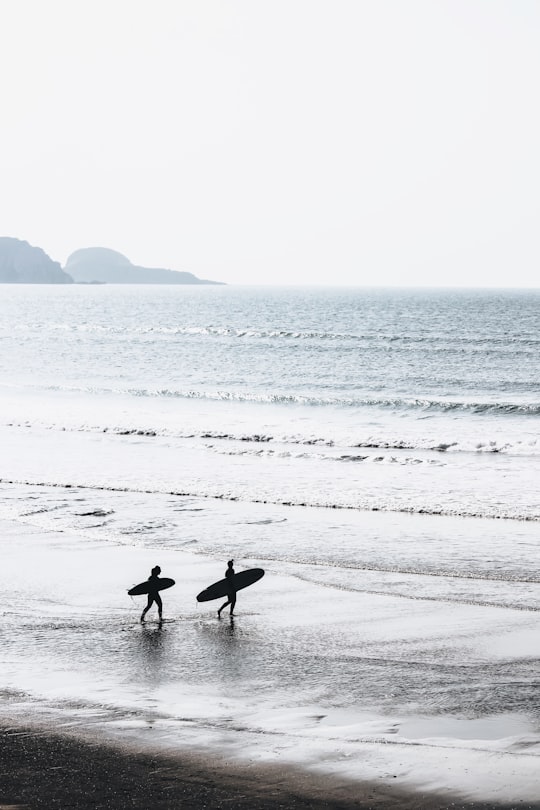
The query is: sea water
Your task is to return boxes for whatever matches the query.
[0,284,539,801]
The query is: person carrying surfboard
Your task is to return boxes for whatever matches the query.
[140,565,164,623]
[217,560,236,618]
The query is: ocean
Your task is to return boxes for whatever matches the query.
[0,284,539,803]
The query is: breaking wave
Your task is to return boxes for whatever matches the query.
[41,383,540,416]
[4,320,540,349]
[2,418,538,457]
[1,476,539,524]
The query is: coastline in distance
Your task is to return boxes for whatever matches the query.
[0,238,223,285]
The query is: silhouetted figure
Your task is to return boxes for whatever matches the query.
[217,560,236,617]
[141,565,163,623]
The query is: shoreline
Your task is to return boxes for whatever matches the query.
[1,509,539,807]
[2,723,537,810]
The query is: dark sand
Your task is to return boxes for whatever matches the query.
[1,725,538,810]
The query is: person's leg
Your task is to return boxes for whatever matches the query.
[156,593,163,620]
[219,588,236,617]
[141,596,154,622]
[217,598,230,617]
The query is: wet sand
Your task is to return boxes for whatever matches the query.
[3,725,539,810]
[0,724,417,809]
[0,511,539,807]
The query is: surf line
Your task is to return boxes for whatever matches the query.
[267,557,540,585]
[1,477,539,523]
[285,573,540,611]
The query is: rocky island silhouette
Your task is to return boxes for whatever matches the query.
[0,238,223,284]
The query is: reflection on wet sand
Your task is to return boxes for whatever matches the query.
[136,622,166,681]
[199,616,247,683]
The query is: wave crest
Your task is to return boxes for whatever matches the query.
[122,387,540,416]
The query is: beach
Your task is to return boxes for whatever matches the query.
[0,285,539,806]
[2,726,538,810]
[0,507,538,808]
[0,724,384,810]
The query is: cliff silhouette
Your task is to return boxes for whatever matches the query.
[0,239,223,284]
[0,238,73,283]
[64,247,223,284]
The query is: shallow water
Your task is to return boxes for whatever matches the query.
[0,492,539,801]
[1,285,539,801]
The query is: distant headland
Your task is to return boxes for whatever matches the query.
[0,238,224,285]
[64,247,224,285]
[0,237,72,284]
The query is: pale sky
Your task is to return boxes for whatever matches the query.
[1,0,539,286]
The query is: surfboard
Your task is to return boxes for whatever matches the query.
[196,568,265,602]
[128,577,175,596]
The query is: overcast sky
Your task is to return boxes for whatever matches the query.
[1,1,539,286]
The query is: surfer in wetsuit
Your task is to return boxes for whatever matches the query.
[217,559,236,617]
[140,565,163,623]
